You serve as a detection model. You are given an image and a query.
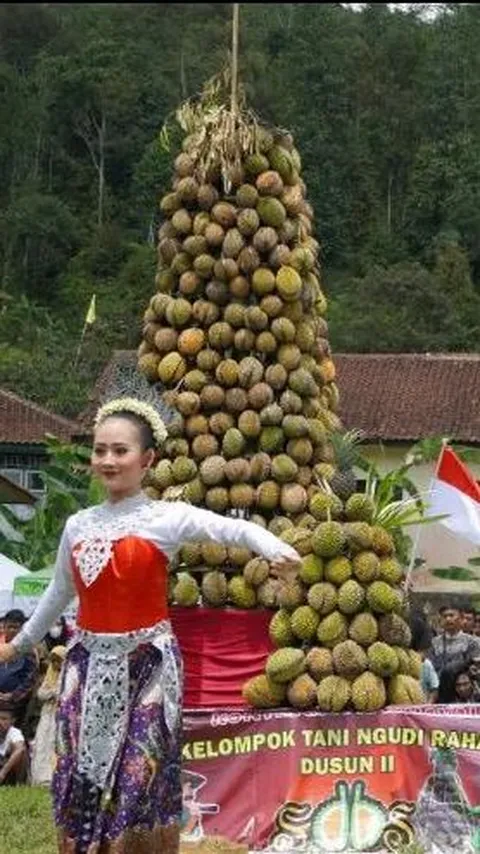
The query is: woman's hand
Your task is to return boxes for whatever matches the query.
[270,554,302,584]
[0,643,16,664]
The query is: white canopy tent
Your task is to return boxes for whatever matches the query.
[0,553,31,615]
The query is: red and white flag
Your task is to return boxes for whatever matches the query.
[427,446,480,547]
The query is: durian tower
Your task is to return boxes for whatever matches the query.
[137,83,424,713]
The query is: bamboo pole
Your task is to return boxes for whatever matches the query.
[231,4,240,115]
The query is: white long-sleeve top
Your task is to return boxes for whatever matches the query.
[13,493,298,652]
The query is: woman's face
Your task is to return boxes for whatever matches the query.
[91,417,153,501]
[455,673,473,701]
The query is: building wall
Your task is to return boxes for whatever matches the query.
[358,442,480,493]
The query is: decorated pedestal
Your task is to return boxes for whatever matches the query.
[171,606,273,707]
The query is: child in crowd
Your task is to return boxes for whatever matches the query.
[468,655,480,701]
[0,707,27,785]
[30,645,66,786]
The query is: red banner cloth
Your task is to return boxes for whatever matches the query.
[180,705,480,852]
[170,606,274,708]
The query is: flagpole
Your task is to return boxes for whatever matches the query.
[73,321,88,371]
[405,437,449,590]
[73,294,96,371]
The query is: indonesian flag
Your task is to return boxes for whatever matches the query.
[427,446,480,547]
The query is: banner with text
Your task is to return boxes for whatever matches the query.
[181,705,480,853]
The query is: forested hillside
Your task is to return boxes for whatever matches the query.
[0,3,479,417]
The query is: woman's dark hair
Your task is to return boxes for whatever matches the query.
[438,665,472,703]
[100,410,156,451]
[4,609,26,626]
[409,609,433,652]
[44,615,70,652]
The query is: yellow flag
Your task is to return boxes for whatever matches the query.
[85,294,96,326]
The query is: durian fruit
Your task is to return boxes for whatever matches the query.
[325,556,352,586]
[407,650,422,679]
[378,613,412,648]
[266,648,306,683]
[352,551,380,583]
[317,611,348,648]
[305,647,333,681]
[298,553,324,585]
[277,579,306,611]
[367,642,399,678]
[388,675,425,706]
[337,579,365,615]
[228,575,256,609]
[332,640,368,679]
[345,493,375,523]
[242,674,287,708]
[312,522,347,558]
[287,673,317,709]
[173,572,200,606]
[290,605,320,641]
[378,557,403,585]
[307,582,337,615]
[351,672,386,712]
[243,557,270,587]
[394,646,412,676]
[349,612,379,647]
[366,581,403,614]
[257,577,280,609]
[317,675,351,712]
[269,609,295,648]
[201,570,228,607]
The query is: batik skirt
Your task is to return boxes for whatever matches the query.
[52,626,183,854]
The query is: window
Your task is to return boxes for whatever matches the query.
[25,470,45,492]
[0,467,46,495]
[0,468,24,487]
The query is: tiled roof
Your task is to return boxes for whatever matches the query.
[0,473,36,504]
[79,351,480,444]
[0,389,80,445]
[335,353,480,443]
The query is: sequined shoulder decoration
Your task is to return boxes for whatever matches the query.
[72,494,159,587]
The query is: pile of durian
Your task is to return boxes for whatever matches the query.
[140,116,341,584]
[138,89,424,711]
[242,509,425,712]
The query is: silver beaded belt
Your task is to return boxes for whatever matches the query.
[71,619,181,788]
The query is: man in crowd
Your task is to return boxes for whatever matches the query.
[0,609,38,730]
[461,607,476,635]
[0,708,27,785]
[430,606,480,678]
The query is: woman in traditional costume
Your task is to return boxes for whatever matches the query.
[0,395,300,853]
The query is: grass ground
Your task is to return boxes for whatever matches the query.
[0,786,56,854]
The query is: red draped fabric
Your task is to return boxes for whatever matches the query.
[170,606,274,708]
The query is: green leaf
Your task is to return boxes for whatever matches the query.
[432,567,478,581]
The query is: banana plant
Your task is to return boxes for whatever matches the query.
[0,435,104,571]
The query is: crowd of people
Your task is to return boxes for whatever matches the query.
[0,601,478,789]
[0,609,71,786]
[411,605,480,704]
